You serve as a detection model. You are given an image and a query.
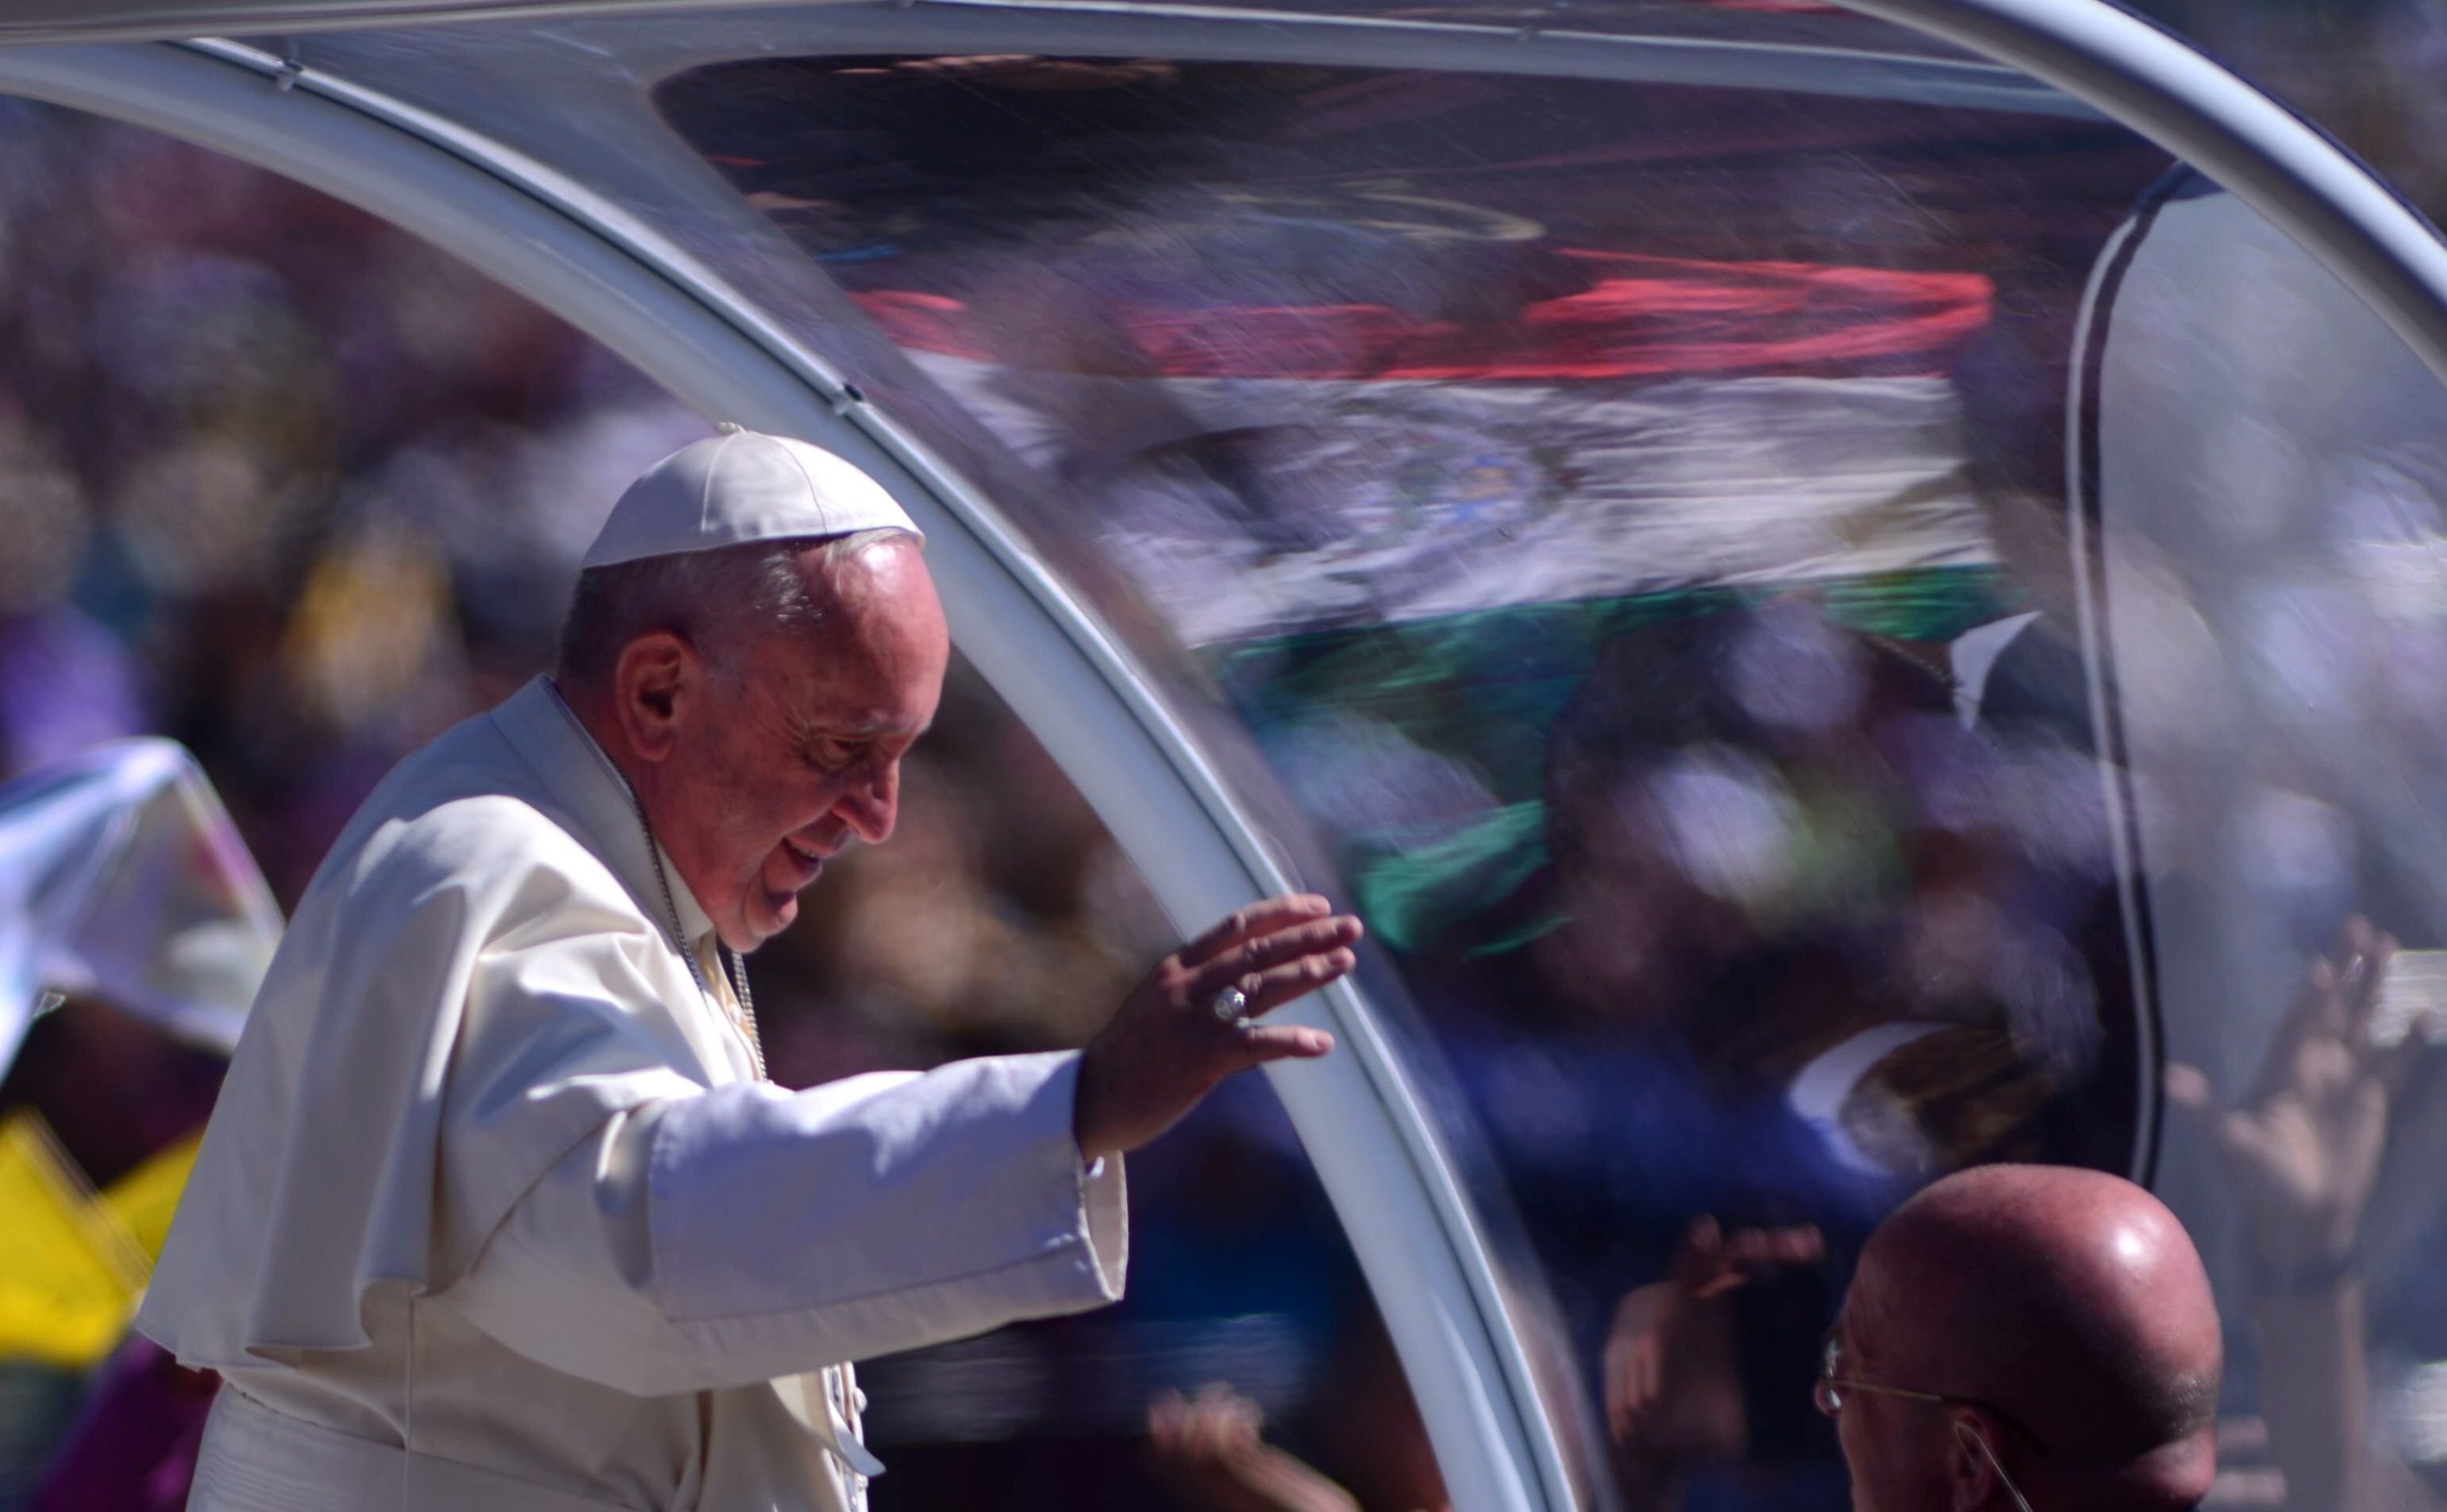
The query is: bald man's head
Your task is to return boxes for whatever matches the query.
[1833,1165,2221,1511]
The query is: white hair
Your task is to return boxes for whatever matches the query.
[556,527,917,687]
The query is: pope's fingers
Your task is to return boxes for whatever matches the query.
[1218,948,1359,1021]
[1232,1022,1335,1063]
[1179,895,1333,967]
[1197,916,1362,995]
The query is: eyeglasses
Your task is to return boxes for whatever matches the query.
[1815,1332,2039,1512]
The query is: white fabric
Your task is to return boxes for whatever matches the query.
[192,1385,645,1512]
[138,676,1125,1511]
[0,737,281,1068]
[580,429,922,570]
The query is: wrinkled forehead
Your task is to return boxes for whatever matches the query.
[766,549,946,716]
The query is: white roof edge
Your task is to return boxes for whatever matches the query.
[0,0,829,47]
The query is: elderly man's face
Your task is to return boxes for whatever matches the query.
[664,539,948,951]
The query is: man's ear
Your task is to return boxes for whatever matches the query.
[613,631,695,764]
[1949,1415,2000,1510]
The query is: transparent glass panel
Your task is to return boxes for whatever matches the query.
[2081,171,2447,1508]
[252,8,2447,1506]
[292,13,2152,1502]
[652,44,2168,1511]
[0,100,1421,1512]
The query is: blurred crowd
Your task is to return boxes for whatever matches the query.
[5,1,2447,1510]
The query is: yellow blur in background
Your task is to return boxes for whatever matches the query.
[0,1112,195,1370]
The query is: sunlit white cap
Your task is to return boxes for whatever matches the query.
[581,425,922,570]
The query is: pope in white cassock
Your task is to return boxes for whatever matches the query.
[135,427,1364,1512]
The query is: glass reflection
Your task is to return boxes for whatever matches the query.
[654,51,2180,1508]
[2081,167,2447,1510]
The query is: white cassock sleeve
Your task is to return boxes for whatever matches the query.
[441,1052,1127,1395]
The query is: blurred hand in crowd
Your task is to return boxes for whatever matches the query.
[1147,1383,1362,1512]
[1074,895,1360,1160]
[2166,917,2446,1512]
[1602,1216,1823,1468]
[2164,916,2420,1272]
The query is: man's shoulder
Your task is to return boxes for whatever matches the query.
[310,708,616,915]
[365,788,598,887]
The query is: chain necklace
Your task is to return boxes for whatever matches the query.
[617,773,768,1081]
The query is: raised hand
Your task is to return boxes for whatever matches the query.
[1603,1216,1824,1459]
[1073,895,1361,1160]
[2164,917,2422,1271]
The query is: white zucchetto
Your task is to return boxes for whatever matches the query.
[581,425,922,570]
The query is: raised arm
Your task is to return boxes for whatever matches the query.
[2166,918,2441,1512]
[444,893,1358,1396]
